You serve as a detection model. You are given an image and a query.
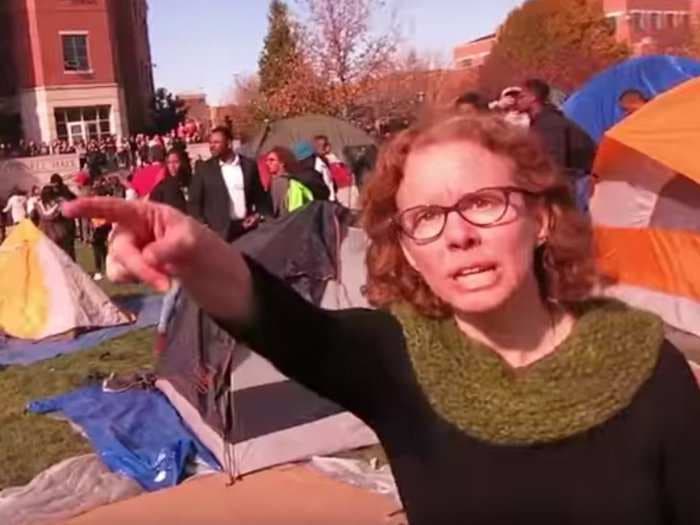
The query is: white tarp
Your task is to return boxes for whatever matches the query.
[0,454,142,525]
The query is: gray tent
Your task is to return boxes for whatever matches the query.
[241,114,375,164]
[156,204,376,478]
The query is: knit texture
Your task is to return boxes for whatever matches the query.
[392,299,663,445]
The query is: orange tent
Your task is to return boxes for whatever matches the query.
[591,77,700,336]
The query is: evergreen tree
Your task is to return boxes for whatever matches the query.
[150,88,187,134]
[258,0,299,96]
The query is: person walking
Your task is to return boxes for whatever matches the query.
[189,127,271,242]
[3,188,28,225]
[150,148,192,353]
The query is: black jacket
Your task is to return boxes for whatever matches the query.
[150,176,188,214]
[530,105,596,176]
[289,168,330,201]
[189,155,272,240]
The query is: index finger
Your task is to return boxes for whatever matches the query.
[62,197,148,231]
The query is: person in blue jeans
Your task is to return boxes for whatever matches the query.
[149,147,191,353]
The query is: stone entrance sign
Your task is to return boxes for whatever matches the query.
[0,154,81,196]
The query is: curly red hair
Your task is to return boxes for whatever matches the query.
[361,112,598,319]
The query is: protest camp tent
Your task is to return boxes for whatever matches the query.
[590,77,700,337]
[156,203,377,477]
[242,114,377,208]
[563,55,700,143]
[0,220,134,340]
[241,114,375,163]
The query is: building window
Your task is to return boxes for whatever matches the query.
[54,105,111,143]
[632,13,642,30]
[458,57,473,68]
[650,13,663,30]
[667,13,675,28]
[605,15,617,34]
[62,34,90,72]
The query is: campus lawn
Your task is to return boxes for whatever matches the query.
[0,242,386,489]
[0,243,154,489]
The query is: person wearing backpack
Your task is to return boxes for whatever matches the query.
[266,146,328,218]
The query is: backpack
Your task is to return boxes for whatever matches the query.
[286,178,315,213]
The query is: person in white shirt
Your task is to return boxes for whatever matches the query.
[313,135,337,202]
[293,140,335,203]
[26,186,41,222]
[124,174,139,201]
[189,127,272,241]
[3,189,28,224]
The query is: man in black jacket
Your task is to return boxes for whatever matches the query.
[517,79,596,177]
[189,127,271,242]
[517,79,596,212]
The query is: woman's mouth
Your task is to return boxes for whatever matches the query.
[452,264,499,290]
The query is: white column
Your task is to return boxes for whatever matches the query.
[18,87,53,143]
[113,87,129,138]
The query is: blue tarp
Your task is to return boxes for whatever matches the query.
[28,385,220,491]
[563,55,700,143]
[0,295,162,366]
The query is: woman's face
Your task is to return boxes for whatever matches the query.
[266,153,283,176]
[397,141,548,314]
[166,153,182,177]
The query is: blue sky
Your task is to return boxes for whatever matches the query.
[148,0,522,104]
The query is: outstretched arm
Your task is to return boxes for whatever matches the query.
[63,197,254,325]
[62,197,402,421]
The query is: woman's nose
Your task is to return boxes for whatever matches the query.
[442,210,481,250]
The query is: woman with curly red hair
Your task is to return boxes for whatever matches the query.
[63,113,700,524]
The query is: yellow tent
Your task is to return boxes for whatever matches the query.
[591,77,700,336]
[0,220,134,340]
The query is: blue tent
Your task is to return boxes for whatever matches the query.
[563,56,700,143]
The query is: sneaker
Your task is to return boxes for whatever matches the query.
[103,371,156,393]
[102,372,139,393]
[93,272,103,281]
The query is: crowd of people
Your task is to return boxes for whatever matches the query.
[0,77,652,324]
[0,117,204,162]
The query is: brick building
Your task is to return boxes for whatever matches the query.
[454,0,700,69]
[453,34,497,70]
[605,0,697,53]
[177,92,210,133]
[0,0,154,144]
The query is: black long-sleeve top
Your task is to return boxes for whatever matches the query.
[221,258,700,525]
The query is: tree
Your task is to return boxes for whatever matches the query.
[150,88,187,135]
[258,1,302,95]
[297,0,401,116]
[479,0,629,95]
[352,50,477,130]
[229,57,335,125]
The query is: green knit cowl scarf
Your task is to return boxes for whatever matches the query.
[392,299,664,446]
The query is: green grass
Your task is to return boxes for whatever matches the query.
[0,243,385,489]
[0,243,155,489]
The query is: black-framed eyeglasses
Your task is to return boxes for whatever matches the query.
[394,186,540,244]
